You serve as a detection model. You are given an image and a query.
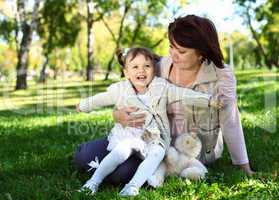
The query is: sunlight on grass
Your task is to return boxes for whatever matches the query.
[0,78,114,111]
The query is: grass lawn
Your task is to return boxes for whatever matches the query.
[0,69,278,200]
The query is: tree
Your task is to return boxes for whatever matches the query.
[37,0,81,83]
[86,0,94,81]
[78,0,118,81]
[222,32,258,69]
[102,0,167,80]
[0,19,15,44]
[102,0,132,80]
[234,0,279,69]
[123,0,167,48]
[14,0,41,90]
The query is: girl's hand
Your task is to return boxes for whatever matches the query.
[112,107,145,128]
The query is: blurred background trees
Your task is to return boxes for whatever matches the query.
[0,0,277,90]
[37,0,81,83]
[233,0,279,69]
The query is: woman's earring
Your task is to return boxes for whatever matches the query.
[200,57,205,64]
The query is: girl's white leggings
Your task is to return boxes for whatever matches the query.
[88,141,165,188]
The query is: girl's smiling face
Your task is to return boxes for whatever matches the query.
[124,53,155,94]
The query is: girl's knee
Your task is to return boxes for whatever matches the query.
[148,145,165,160]
[111,145,132,162]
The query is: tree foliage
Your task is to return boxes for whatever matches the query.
[37,0,81,50]
[37,0,81,82]
[0,19,15,43]
[15,0,41,89]
[102,0,168,79]
[234,0,279,69]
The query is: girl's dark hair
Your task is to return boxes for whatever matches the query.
[168,15,224,68]
[116,47,160,68]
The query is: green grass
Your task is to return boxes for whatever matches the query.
[0,70,278,200]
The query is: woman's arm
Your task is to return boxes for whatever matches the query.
[112,107,145,128]
[217,67,254,176]
[220,100,254,175]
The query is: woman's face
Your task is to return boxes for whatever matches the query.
[169,40,203,70]
[124,53,155,93]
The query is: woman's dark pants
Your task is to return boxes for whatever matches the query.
[73,137,142,185]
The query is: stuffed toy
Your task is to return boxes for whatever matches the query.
[147,132,208,188]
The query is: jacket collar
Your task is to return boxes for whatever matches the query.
[124,76,164,108]
[124,80,145,108]
[160,56,218,86]
[193,60,218,86]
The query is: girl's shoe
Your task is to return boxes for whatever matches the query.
[119,184,139,197]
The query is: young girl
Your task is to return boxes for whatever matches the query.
[76,47,222,196]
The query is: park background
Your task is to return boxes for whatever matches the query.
[0,0,278,199]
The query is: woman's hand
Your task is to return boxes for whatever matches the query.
[209,95,224,109]
[76,103,81,112]
[238,163,255,177]
[112,107,145,128]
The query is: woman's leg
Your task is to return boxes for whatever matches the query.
[119,144,165,196]
[73,137,109,171]
[73,137,142,184]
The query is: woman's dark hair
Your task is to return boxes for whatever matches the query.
[168,15,224,68]
[116,47,160,68]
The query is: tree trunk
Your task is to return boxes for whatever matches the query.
[104,2,131,80]
[245,7,272,69]
[130,6,151,45]
[39,24,53,83]
[15,23,30,90]
[150,36,165,48]
[104,52,116,80]
[86,0,94,81]
[78,40,86,69]
[15,0,40,90]
[38,56,49,83]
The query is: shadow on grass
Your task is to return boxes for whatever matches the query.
[0,79,114,98]
[2,107,277,176]
[0,110,278,199]
[0,101,114,119]
[206,122,279,187]
[0,111,115,199]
